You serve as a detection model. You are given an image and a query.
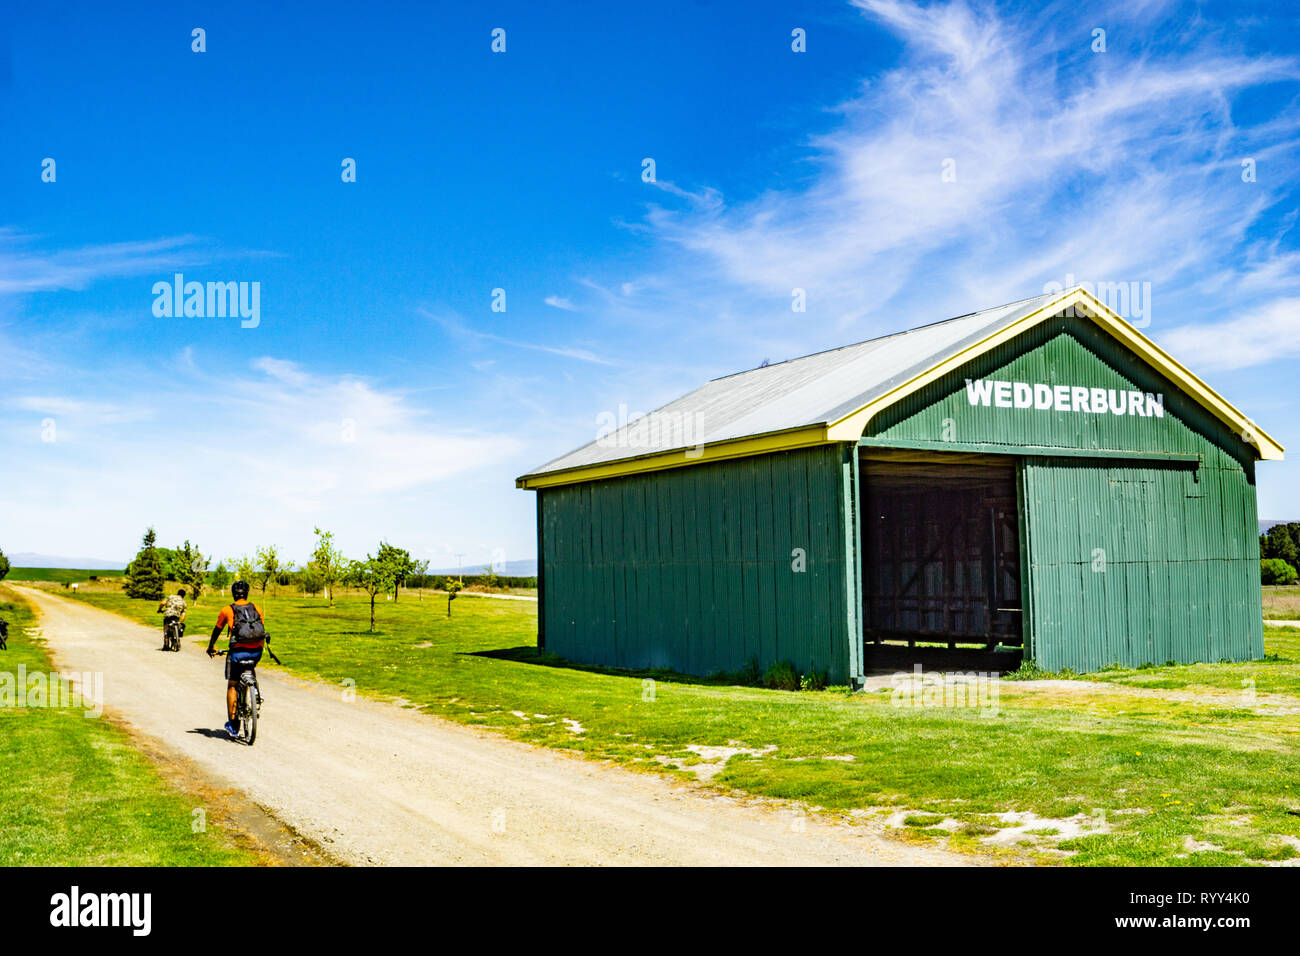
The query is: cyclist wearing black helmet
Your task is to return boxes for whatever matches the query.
[206,580,269,738]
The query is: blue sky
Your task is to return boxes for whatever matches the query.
[2,0,1299,568]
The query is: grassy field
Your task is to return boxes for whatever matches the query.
[1263,584,1300,620]
[6,567,124,583]
[0,586,256,865]
[47,578,1300,867]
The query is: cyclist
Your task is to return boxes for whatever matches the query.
[157,588,187,651]
[205,580,269,738]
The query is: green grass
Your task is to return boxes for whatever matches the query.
[0,586,255,865]
[6,567,124,583]
[50,582,1300,867]
[1262,584,1300,620]
[1067,627,1300,696]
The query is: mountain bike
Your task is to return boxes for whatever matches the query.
[215,644,280,746]
[163,618,184,652]
[216,651,262,745]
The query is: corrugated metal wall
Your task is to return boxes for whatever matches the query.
[866,313,1265,669]
[1021,458,1263,670]
[539,444,858,682]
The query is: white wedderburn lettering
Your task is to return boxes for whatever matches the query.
[964,379,995,406]
[964,379,1164,418]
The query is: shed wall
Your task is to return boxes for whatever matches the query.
[1021,458,1263,670]
[539,444,856,682]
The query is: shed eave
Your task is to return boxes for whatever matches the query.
[515,423,832,489]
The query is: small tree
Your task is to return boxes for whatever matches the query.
[124,528,166,600]
[209,562,232,593]
[298,565,323,596]
[346,555,397,633]
[1261,558,1299,586]
[154,546,182,583]
[310,527,345,607]
[232,554,257,586]
[175,540,208,604]
[1261,523,1300,570]
[0,547,9,583]
[376,542,418,602]
[445,578,463,616]
[255,545,281,595]
[411,559,429,598]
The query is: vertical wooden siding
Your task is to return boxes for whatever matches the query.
[539,444,855,682]
[1022,457,1263,670]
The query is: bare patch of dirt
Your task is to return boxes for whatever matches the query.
[655,743,780,782]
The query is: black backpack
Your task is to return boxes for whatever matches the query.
[229,604,266,645]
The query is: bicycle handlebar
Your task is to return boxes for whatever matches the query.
[213,646,282,665]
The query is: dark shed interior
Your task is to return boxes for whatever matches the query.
[861,457,1024,669]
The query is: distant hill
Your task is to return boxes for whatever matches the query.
[428,558,537,577]
[6,552,127,570]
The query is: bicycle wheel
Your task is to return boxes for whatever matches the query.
[242,681,258,746]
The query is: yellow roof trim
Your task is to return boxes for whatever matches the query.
[827,287,1284,461]
[515,425,832,489]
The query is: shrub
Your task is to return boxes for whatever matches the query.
[763,660,800,691]
[799,669,828,692]
[715,658,762,686]
[298,566,323,596]
[1261,558,1299,586]
[1004,659,1054,681]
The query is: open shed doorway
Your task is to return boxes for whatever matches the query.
[860,456,1024,673]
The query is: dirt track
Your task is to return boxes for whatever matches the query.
[16,586,967,867]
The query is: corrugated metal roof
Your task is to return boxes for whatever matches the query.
[521,291,1061,479]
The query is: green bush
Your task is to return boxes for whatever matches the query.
[712,658,762,686]
[763,660,800,691]
[297,565,323,596]
[1261,558,1298,586]
[799,669,828,692]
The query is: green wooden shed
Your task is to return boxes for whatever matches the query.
[517,287,1283,682]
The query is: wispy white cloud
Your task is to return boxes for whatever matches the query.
[1157,297,1300,371]
[543,295,577,311]
[418,307,615,365]
[0,233,205,293]
[8,395,153,427]
[635,0,1300,358]
[0,354,524,558]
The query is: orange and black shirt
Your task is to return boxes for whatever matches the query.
[213,600,266,650]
